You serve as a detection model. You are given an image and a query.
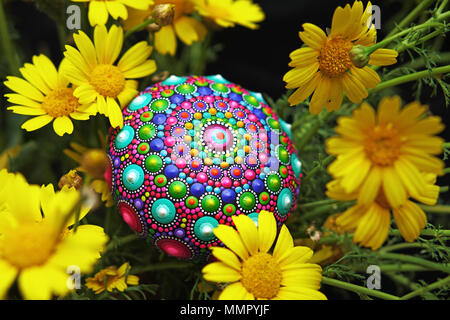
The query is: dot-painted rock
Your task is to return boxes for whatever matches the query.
[106,75,302,262]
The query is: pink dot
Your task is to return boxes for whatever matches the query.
[197,172,208,183]
[167,116,178,125]
[165,137,175,147]
[176,158,187,168]
[221,177,232,188]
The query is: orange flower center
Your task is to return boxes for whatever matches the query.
[240,252,282,299]
[319,37,353,77]
[41,87,79,118]
[90,64,125,98]
[364,124,402,166]
[2,223,59,269]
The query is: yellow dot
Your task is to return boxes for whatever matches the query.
[191,149,199,157]
[194,112,202,120]
[204,158,213,166]
[145,192,150,197]
[235,156,243,164]
[209,108,217,115]
[141,196,146,201]
[237,121,244,128]
[121,156,125,161]
[180,224,186,228]
[244,134,252,141]
[220,162,229,169]
[185,123,193,130]
[125,154,129,158]
[182,218,187,223]
[244,146,250,153]
[184,135,192,143]
[225,112,233,118]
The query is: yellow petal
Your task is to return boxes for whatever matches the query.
[309,75,331,114]
[258,210,277,253]
[53,116,74,136]
[353,203,390,250]
[341,73,368,103]
[118,41,153,73]
[357,166,382,205]
[154,25,177,56]
[121,60,156,79]
[218,282,254,300]
[105,1,128,20]
[4,76,45,102]
[210,247,242,271]
[393,201,426,242]
[277,246,314,269]
[174,16,206,45]
[382,167,408,209]
[202,262,242,283]
[21,115,54,131]
[275,286,327,300]
[280,263,322,289]
[273,225,294,262]
[287,72,320,106]
[73,31,97,71]
[369,48,398,66]
[88,1,109,26]
[299,23,327,50]
[232,214,259,256]
[0,260,18,299]
[213,225,249,260]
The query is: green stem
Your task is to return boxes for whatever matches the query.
[419,204,450,214]
[376,252,450,273]
[131,262,194,274]
[370,65,450,93]
[390,228,450,237]
[321,276,400,300]
[106,234,139,251]
[124,17,155,38]
[384,0,436,39]
[375,264,433,272]
[302,155,335,182]
[0,0,20,76]
[299,199,340,209]
[443,142,450,149]
[395,29,443,53]
[295,111,332,153]
[379,242,449,253]
[400,275,450,300]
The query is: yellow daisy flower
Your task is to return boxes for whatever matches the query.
[62,25,157,128]
[193,0,265,29]
[202,211,327,300]
[0,170,108,300]
[124,0,207,56]
[326,96,444,210]
[85,262,139,294]
[283,1,398,113]
[3,55,96,136]
[326,172,440,249]
[64,142,114,207]
[71,0,154,26]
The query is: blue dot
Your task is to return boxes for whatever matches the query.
[252,179,265,193]
[221,189,236,203]
[229,92,242,102]
[191,183,205,197]
[150,138,164,152]
[164,165,179,179]
[160,150,168,157]
[153,114,166,125]
[198,86,212,95]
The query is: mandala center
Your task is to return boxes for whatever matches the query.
[203,124,234,153]
[2,223,58,269]
[364,125,402,166]
[240,252,282,299]
[319,37,353,77]
[90,64,126,98]
[41,87,79,118]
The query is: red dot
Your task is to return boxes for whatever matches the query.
[216,131,225,140]
[189,199,196,205]
[233,169,241,176]
[157,177,164,184]
[226,206,233,213]
[262,194,268,201]
[211,168,219,176]
[281,167,288,175]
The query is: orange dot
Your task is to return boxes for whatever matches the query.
[226,206,233,213]
[140,145,147,151]
[157,177,164,184]
[189,199,196,205]
[192,161,199,168]
[262,194,268,201]
[237,111,244,117]
[211,168,219,176]
[249,157,256,165]
[216,132,225,140]
[281,167,288,175]
[233,169,241,176]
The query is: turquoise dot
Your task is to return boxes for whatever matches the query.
[247,212,259,225]
[206,186,213,192]
[235,187,242,193]
[179,172,186,179]
[291,153,302,178]
[205,74,230,84]
[214,187,221,194]
[161,75,187,86]
[277,188,293,216]
[194,216,219,241]
[152,199,176,224]
[115,125,134,149]
[128,93,152,111]
[122,164,144,191]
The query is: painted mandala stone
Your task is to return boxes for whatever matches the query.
[106,75,302,262]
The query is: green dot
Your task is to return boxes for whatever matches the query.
[169,181,187,199]
[267,174,281,192]
[202,195,220,213]
[259,192,270,205]
[231,86,243,94]
[138,142,150,154]
[243,94,260,107]
[186,196,199,209]
[239,192,256,211]
[278,146,290,164]
[161,89,174,97]
[195,79,209,87]
[140,111,154,122]
[176,83,196,94]
[145,155,162,173]
[223,204,236,217]
[151,99,169,112]
[154,174,167,187]
[268,117,280,130]
[211,83,230,93]
[139,124,156,140]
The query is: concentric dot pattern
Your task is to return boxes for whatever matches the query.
[107,75,302,262]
